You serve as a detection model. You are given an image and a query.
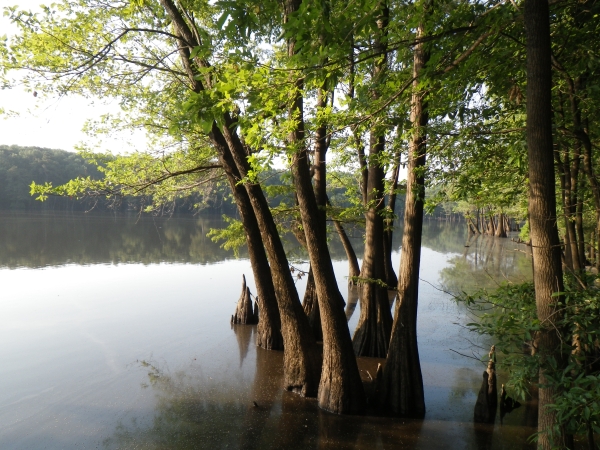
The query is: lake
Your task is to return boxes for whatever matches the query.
[0,211,535,449]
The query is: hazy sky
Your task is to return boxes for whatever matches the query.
[0,1,134,153]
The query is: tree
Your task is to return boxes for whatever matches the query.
[380,14,428,416]
[524,0,568,446]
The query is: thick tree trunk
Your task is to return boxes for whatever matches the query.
[171,2,320,389]
[353,131,393,357]
[158,0,283,353]
[495,213,507,238]
[285,0,365,414]
[164,7,307,372]
[290,144,366,413]
[352,4,393,359]
[217,142,283,350]
[292,149,366,413]
[524,0,567,447]
[380,22,428,417]
[220,121,322,397]
[489,212,496,235]
[302,85,329,342]
[223,157,282,350]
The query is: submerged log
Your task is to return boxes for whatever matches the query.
[231,275,258,325]
[474,345,498,423]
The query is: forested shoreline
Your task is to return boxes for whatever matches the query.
[0,145,236,214]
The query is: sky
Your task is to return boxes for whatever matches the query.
[0,1,134,153]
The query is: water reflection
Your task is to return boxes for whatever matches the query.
[0,212,236,268]
[103,339,535,450]
[1,213,539,449]
[439,233,532,294]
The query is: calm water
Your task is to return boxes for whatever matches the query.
[0,212,534,449]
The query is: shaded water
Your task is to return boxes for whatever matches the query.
[0,212,535,449]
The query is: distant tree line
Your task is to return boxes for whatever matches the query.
[0,145,237,214]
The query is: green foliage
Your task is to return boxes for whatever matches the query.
[207,215,246,257]
[29,144,232,215]
[457,276,600,444]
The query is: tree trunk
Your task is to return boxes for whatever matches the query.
[352,131,393,358]
[575,185,587,268]
[578,121,600,271]
[328,193,361,283]
[565,151,582,272]
[330,213,361,283]
[383,157,400,288]
[158,0,284,354]
[524,0,567,446]
[380,21,428,417]
[217,141,283,350]
[290,136,366,414]
[220,121,322,397]
[302,267,323,341]
[285,0,365,414]
[352,4,393,358]
[495,213,507,238]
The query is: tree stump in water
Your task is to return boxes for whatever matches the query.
[231,275,258,325]
[474,345,498,423]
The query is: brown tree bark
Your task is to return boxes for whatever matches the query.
[284,0,366,414]
[302,267,323,341]
[160,0,320,392]
[221,120,322,397]
[331,215,361,283]
[380,22,428,417]
[231,275,258,325]
[524,0,567,447]
[157,0,284,353]
[383,158,400,288]
[352,130,393,358]
[352,3,393,359]
[214,131,283,351]
[495,213,507,238]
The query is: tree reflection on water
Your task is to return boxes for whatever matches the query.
[102,321,535,450]
[439,234,533,295]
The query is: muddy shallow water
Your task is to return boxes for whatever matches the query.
[0,212,534,449]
